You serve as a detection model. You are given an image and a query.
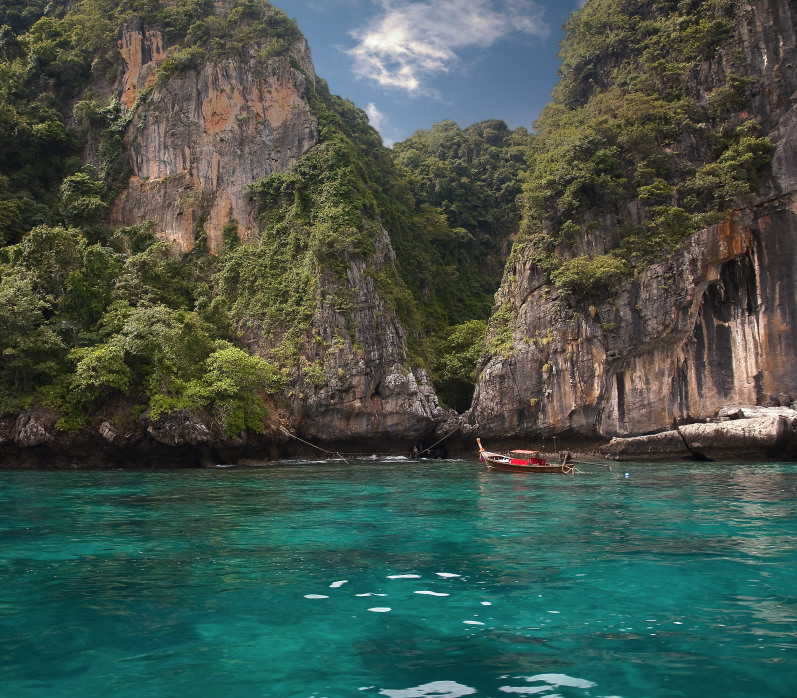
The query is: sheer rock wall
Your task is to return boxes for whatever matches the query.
[105,19,444,451]
[107,21,318,253]
[467,0,797,444]
[289,226,447,450]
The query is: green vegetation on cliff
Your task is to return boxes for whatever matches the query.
[1,0,774,432]
[387,119,531,410]
[391,120,532,324]
[0,0,304,432]
[218,92,516,411]
[0,0,503,424]
[517,0,772,303]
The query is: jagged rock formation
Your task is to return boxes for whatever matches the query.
[6,0,796,465]
[0,406,287,468]
[107,20,318,252]
[467,0,797,448]
[103,9,446,451]
[290,226,448,449]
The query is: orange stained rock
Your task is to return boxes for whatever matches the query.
[202,89,243,135]
[265,81,300,129]
[119,31,144,110]
[206,191,234,253]
[716,218,751,259]
[119,28,166,110]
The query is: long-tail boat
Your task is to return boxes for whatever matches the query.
[477,438,574,474]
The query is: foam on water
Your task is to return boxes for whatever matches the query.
[414,591,449,597]
[499,674,598,692]
[380,681,477,697]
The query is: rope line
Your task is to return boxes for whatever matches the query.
[416,423,461,457]
[276,426,608,475]
[278,422,463,460]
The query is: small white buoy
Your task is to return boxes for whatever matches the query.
[624,473,630,478]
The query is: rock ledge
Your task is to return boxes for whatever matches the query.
[604,406,797,461]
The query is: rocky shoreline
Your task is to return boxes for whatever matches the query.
[2,404,796,468]
[602,405,797,462]
[0,408,286,469]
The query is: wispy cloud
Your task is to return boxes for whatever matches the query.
[347,0,549,94]
[366,102,400,147]
[366,102,387,131]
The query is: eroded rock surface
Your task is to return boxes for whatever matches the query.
[467,0,797,445]
[285,226,447,448]
[108,22,318,252]
[605,405,797,461]
[146,410,212,447]
[13,411,58,447]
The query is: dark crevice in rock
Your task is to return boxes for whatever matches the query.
[676,428,713,462]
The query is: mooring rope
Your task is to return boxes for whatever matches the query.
[278,426,351,463]
[277,422,463,461]
[416,423,462,457]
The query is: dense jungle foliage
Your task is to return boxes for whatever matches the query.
[387,120,531,409]
[0,0,507,424]
[0,0,777,432]
[215,94,527,413]
[515,0,772,304]
[0,0,306,434]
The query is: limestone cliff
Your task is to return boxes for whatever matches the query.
[103,10,445,451]
[467,0,797,445]
[287,226,447,450]
[107,20,318,252]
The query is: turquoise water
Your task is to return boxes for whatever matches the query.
[1,459,796,697]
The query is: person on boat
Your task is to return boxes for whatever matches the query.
[411,445,419,460]
[560,450,572,465]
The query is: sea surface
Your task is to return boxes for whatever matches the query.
[1,458,795,697]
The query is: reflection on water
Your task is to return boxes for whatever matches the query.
[0,461,795,697]
[380,680,477,697]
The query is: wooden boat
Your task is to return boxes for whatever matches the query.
[477,438,574,474]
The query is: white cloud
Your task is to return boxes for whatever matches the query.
[366,102,399,147]
[366,102,387,131]
[347,0,549,94]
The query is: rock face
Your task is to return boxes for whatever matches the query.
[108,20,318,252]
[146,409,212,446]
[13,411,57,447]
[467,0,797,445]
[284,226,448,450]
[104,15,444,451]
[605,406,797,461]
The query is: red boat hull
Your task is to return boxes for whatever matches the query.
[483,455,569,474]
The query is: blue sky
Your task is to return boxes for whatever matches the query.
[279,0,584,146]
